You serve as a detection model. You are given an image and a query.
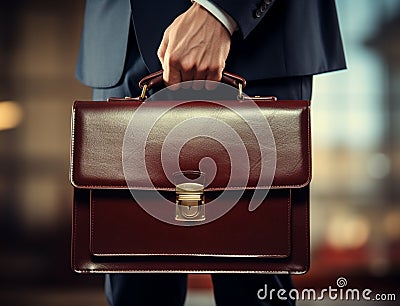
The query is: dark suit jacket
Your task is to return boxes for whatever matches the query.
[76,0,346,88]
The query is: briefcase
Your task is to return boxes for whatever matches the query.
[70,71,311,274]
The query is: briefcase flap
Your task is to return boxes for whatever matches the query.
[70,99,311,191]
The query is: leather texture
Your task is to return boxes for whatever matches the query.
[70,97,311,274]
[71,100,310,190]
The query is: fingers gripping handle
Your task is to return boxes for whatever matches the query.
[138,70,247,100]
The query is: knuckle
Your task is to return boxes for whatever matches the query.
[180,60,194,73]
[209,68,223,81]
[168,55,180,67]
[197,65,208,74]
[210,62,223,72]
[163,73,170,84]
[163,69,180,86]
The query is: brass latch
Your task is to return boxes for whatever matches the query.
[175,182,205,221]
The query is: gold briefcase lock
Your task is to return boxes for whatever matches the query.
[175,182,205,221]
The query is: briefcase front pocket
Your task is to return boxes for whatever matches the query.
[90,188,292,258]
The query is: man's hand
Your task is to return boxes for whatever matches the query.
[157,3,231,90]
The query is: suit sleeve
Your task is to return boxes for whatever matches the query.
[209,0,276,38]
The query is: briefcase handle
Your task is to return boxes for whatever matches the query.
[138,70,247,101]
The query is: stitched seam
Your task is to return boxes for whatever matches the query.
[92,252,289,258]
[74,268,293,274]
[90,190,95,255]
[286,190,291,257]
[72,193,78,270]
[70,105,76,188]
[305,188,310,270]
[72,183,310,190]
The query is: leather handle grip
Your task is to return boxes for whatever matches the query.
[138,70,247,90]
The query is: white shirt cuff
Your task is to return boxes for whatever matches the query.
[193,0,238,35]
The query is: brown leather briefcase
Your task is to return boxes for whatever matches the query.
[70,71,310,274]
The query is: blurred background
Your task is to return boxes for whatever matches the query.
[0,0,399,305]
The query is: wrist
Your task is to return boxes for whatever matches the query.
[191,1,237,35]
